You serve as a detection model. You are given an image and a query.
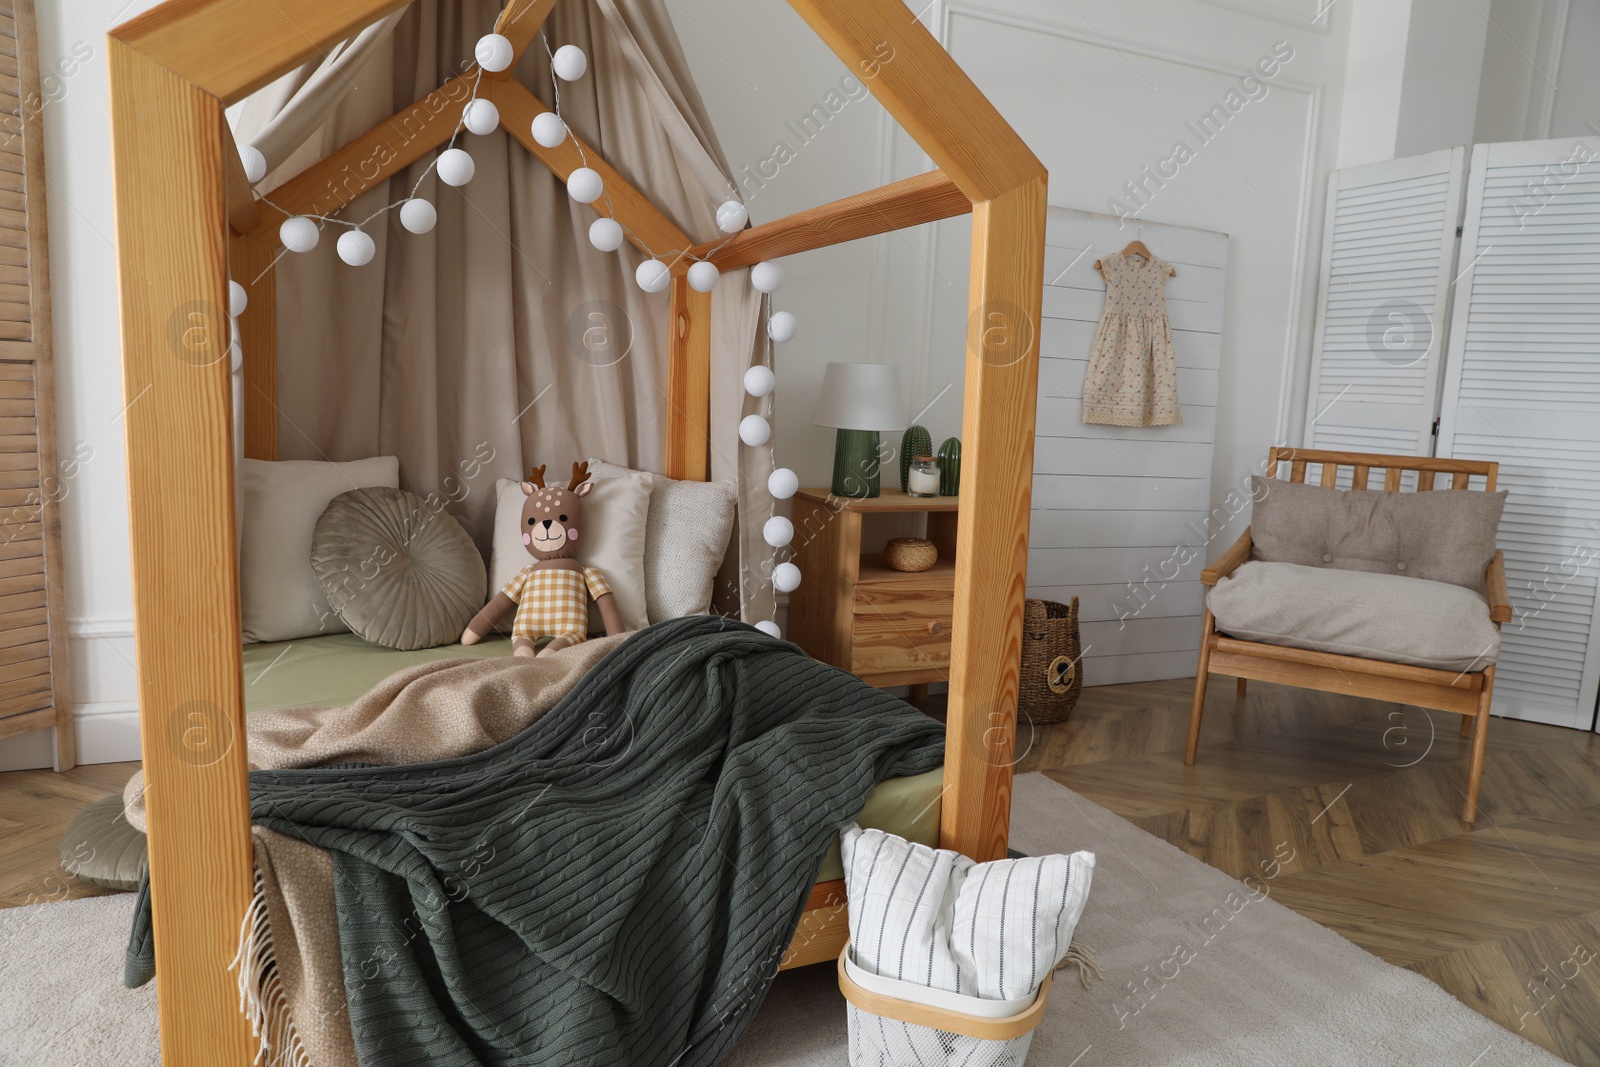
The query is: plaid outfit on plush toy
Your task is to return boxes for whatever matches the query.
[502,564,611,645]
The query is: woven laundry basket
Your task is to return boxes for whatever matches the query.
[837,945,1052,1067]
[1018,597,1082,725]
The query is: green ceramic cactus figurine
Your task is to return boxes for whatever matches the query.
[938,437,962,495]
[899,425,932,493]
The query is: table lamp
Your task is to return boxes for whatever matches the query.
[812,362,907,498]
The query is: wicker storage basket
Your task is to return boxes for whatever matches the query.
[1018,597,1082,725]
[884,537,937,572]
[838,947,1051,1067]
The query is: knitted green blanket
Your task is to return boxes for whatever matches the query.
[128,617,944,1066]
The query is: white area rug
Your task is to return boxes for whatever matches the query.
[0,774,1567,1065]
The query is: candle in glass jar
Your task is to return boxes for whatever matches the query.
[907,455,940,497]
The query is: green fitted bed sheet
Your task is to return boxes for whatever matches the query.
[239,634,943,883]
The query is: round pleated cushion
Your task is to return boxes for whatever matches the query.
[60,794,146,891]
[311,487,488,650]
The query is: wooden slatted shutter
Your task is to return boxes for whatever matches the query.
[0,0,71,769]
[1304,148,1467,463]
[1438,138,1600,732]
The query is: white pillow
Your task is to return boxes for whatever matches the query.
[588,460,737,624]
[240,456,400,643]
[840,823,1095,1001]
[487,471,652,634]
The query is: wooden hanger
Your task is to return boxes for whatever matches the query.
[1095,235,1175,274]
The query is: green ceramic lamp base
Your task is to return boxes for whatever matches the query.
[830,428,881,498]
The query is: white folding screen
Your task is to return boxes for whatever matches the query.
[1303,148,1467,459]
[1438,137,1600,731]
[1029,207,1229,685]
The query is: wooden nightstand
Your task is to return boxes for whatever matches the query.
[788,488,958,689]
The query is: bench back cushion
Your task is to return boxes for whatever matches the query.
[1249,476,1506,593]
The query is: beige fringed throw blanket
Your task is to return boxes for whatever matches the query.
[124,636,623,1067]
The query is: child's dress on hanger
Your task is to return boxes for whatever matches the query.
[1081,252,1181,427]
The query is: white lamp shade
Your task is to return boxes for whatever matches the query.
[279,216,320,253]
[588,217,624,252]
[239,144,267,184]
[462,98,500,135]
[475,33,514,72]
[553,44,588,81]
[635,260,671,293]
[811,362,907,431]
[437,148,475,187]
[400,198,437,234]
[337,229,376,266]
[531,112,568,148]
[687,261,720,293]
[567,167,604,204]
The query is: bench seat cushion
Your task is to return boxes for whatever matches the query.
[1208,561,1500,673]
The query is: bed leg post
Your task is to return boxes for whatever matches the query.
[110,41,258,1066]
[229,231,278,460]
[940,178,1047,863]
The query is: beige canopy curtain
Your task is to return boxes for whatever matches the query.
[232,0,771,622]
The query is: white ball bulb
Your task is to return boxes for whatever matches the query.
[635,260,671,293]
[239,144,266,184]
[552,44,588,81]
[336,229,376,267]
[768,467,799,500]
[768,311,798,343]
[474,33,514,73]
[716,200,749,234]
[230,339,243,373]
[400,198,437,235]
[687,261,720,293]
[588,217,624,252]
[228,280,248,318]
[763,515,794,548]
[567,167,604,204]
[531,112,568,149]
[739,414,772,447]
[279,216,320,254]
[751,261,784,293]
[462,98,500,135]
[437,148,475,187]
[754,620,781,639]
[773,562,802,593]
[744,365,775,398]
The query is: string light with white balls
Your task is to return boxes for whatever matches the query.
[737,259,801,639]
[235,27,792,628]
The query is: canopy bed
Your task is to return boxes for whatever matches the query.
[107,0,1046,1061]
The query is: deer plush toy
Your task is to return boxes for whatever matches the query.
[460,461,625,657]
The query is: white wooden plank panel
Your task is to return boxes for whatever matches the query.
[1028,209,1228,687]
[1438,137,1600,732]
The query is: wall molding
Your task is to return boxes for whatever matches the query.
[1195,0,1332,36]
[68,613,135,640]
[934,0,1324,450]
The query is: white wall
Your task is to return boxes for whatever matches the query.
[1475,0,1600,144]
[0,0,163,771]
[672,0,1353,612]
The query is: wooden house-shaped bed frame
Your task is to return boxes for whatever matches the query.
[107,0,1046,1060]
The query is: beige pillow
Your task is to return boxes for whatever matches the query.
[589,460,737,623]
[240,456,399,642]
[487,471,652,633]
[1249,476,1506,592]
[1208,560,1500,672]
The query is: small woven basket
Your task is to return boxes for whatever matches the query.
[838,947,1050,1067]
[1018,597,1082,725]
[885,537,938,572]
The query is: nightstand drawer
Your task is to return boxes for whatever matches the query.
[850,610,953,676]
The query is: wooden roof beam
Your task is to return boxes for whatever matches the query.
[784,0,1043,203]
[489,78,695,264]
[110,0,413,105]
[493,0,561,70]
[692,171,970,270]
[220,120,261,234]
[247,72,477,242]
